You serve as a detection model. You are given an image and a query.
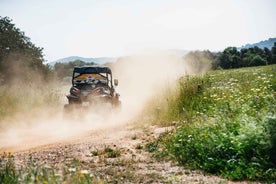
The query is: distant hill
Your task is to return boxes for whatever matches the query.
[238,37,276,50]
[48,56,116,66]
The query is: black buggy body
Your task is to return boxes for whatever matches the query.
[64,66,121,112]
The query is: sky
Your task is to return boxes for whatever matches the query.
[1,0,276,62]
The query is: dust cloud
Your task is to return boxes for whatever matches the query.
[0,50,202,152]
[112,50,190,117]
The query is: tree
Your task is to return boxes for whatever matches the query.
[249,55,266,66]
[264,47,272,65]
[218,47,241,69]
[272,42,276,64]
[240,48,251,67]
[0,16,53,84]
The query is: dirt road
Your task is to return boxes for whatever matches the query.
[3,122,248,183]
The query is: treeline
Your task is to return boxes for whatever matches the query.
[0,16,53,85]
[183,43,276,71]
[54,43,276,81]
[54,60,96,79]
[218,45,276,69]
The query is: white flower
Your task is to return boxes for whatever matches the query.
[68,168,76,172]
[80,170,89,174]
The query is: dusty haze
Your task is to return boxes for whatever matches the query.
[0,51,207,152]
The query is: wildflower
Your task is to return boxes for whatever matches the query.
[68,167,76,172]
[80,170,89,174]
[43,164,51,169]
[54,173,62,177]
[212,94,217,98]
[35,176,39,182]
[89,173,94,177]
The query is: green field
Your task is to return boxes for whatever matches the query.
[144,65,276,181]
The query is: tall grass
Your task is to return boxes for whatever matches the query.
[0,87,20,120]
[144,65,276,181]
[0,83,64,123]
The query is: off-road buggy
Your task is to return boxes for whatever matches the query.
[64,66,121,113]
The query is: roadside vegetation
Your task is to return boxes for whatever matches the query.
[0,148,133,184]
[1,152,124,183]
[142,65,276,181]
[0,16,62,122]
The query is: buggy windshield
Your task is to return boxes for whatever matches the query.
[72,66,113,88]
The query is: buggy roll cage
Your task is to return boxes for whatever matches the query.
[72,66,114,88]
